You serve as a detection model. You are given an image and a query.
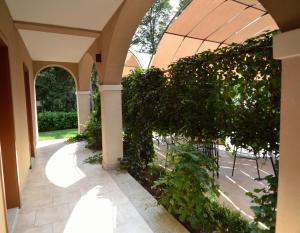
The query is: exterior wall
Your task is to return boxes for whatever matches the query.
[100,86,123,169]
[33,61,79,85]
[0,0,34,195]
[0,147,8,233]
[276,56,300,233]
[76,91,91,133]
[0,183,7,233]
[273,28,300,233]
[85,0,154,85]
[78,53,93,91]
[77,54,94,132]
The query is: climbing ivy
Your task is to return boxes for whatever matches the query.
[121,31,280,232]
[122,31,280,181]
[121,68,166,180]
[166,31,281,155]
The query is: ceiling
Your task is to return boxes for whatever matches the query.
[5,0,123,62]
[19,30,95,63]
[151,0,279,69]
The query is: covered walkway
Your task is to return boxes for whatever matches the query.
[1,0,300,232]
[13,140,187,233]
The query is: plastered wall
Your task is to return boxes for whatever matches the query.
[0,0,35,224]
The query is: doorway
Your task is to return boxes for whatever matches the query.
[0,39,21,210]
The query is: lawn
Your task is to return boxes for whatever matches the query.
[39,128,78,141]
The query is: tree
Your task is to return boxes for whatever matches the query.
[131,0,173,54]
[35,67,76,112]
[90,64,100,112]
[179,0,191,9]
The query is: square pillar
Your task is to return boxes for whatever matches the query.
[99,85,123,169]
[76,91,91,133]
[273,28,300,233]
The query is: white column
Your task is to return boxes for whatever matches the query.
[99,85,123,169]
[273,28,300,233]
[76,91,91,133]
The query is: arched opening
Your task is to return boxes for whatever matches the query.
[35,66,78,141]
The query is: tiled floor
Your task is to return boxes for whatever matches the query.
[7,208,18,232]
[15,140,187,233]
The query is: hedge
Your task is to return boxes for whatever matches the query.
[38,112,78,132]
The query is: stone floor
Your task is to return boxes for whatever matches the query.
[14,140,188,233]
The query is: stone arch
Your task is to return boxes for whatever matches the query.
[33,62,78,90]
[91,0,154,85]
[33,62,79,134]
[78,52,95,91]
[258,0,300,32]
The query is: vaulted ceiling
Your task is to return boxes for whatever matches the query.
[5,0,123,62]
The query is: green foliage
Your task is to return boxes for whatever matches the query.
[122,31,280,231]
[39,128,78,141]
[154,145,251,232]
[82,65,102,151]
[83,153,102,164]
[131,0,173,54]
[84,97,102,151]
[166,53,225,143]
[247,173,278,233]
[179,0,191,9]
[38,112,77,132]
[36,67,76,112]
[166,31,281,152]
[67,133,87,143]
[90,65,100,112]
[121,68,166,180]
[154,144,219,230]
[214,205,252,233]
[148,161,166,181]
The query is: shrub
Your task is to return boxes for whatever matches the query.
[154,144,251,232]
[121,68,165,180]
[247,173,278,233]
[67,133,87,143]
[154,144,219,230]
[81,86,102,151]
[38,111,77,132]
[148,161,166,181]
[83,153,102,164]
[214,205,252,233]
[84,111,102,150]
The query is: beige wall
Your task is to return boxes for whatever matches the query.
[273,28,300,233]
[78,53,94,91]
[77,92,91,133]
[0,0,34,226]
[85,0,154,85]
[33,61,78,85]
[276,56,300,233]
[0,147,8,233]
[0,183,7,233]
[100,86,123,169]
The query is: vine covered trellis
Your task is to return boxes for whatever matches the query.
[121,31,280,232]
[122,31,280,176]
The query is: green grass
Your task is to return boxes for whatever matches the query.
[39,128,78,141]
